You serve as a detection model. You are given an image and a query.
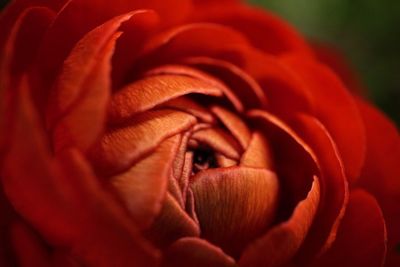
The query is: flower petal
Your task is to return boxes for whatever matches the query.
[110,135,181,229]
[0,7,54,158]
[191,127,242,160]
[53,31,121,152]
[146,193,200,248]
[192,3,313,56]
[191,167,279,257]
[162,237,236,267]
[281,55,366,183]
[312,190,387,267]
[90,109,196,176]
[239,177,320,267]
[247,110,318,218]
[110,74,223,124]
[289,114,348,263]
[183,56,268,109]
[47,11,142,129]
[240,131,274,170]
[356,99,400,267]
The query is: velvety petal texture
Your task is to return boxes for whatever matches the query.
[1,0,398,267]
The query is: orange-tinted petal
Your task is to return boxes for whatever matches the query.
[247,110,318,215]
[191,167,279,256]
[239,177,320,267]
[161,97,215,123]
[183,56,268,109]
[111,135,180,229]
[281,55,366,183]
[240,131,274,170]
[90,109,196,176]
[191,127,242,160]
[144,64,244,112]
[147,193,200,248]
[162,237,236,267]
[312,190,387,267]
[289,114,348,263]
[110,74,222,123]
[356,99,400,267]
[211,106,251,149]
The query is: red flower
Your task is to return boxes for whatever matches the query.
[0,0,399,266]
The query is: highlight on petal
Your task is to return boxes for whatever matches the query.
[162,237,237,267]
[90,109,196,176]
[191,167,279,257]
[111,135,181,229]
[312,190,387,267]
[356,99,400,267]
[110,74,222,123]
[240,131,274,170]
[239,176,320,267]
[211,105,251,149]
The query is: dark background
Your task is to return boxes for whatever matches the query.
[1,0,399,125]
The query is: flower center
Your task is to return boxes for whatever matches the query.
[191,147,218,174]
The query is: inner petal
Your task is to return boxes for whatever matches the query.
[190,167,279,257]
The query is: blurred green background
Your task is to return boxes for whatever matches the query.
[250,0,400,125]
[1,0,399,124]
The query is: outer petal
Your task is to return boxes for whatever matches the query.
[192,3,313,56]
[356,99,400,267]
[0,6,54,159]
[239,177,320,267]
[162,237,237,267]
[281,55,366,183]
[289,114,348,263]
[2,84,159,266]
[53,30,121,152]
[312,190,387,267]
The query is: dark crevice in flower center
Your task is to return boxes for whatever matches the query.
[191,147,218,174]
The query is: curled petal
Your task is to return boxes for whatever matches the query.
[162,237,237,267]
[110,74,223,123]
[53,31,122,152]
[183,56,268,109]
[312,190,387,267]
[240,131,274,170]
[191,167,279,256]
[281,55,366,183]
[191,127,242,160]
[239,177,320,267]
[211,106,251,149]
[111,135,181,229]
[90,109,196,176]
[289,114,348,263]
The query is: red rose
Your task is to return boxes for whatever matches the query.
[0,0,399,266]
